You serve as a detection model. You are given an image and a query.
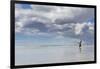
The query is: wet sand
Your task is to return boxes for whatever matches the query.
[15,45,94,65]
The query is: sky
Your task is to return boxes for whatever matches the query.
[15,3,95,46]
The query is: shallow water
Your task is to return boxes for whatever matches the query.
[15,45,94,65]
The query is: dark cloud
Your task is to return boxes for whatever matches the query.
[24,20,49,32]
[15,4,95,45]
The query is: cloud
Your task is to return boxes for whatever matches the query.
[15,4,95,45]
[74,23,87,35]
[15,4,94,24]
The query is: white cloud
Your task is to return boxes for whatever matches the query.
[88,22,94,31]
[15,4,94,45]
[15,22,23,32]
[73,22,94,35]
[74,23,86,35]
[15,4,94,25]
